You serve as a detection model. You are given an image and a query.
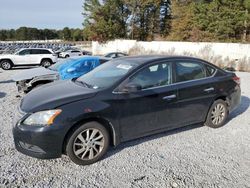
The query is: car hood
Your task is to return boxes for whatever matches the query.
[0,54,16,58]
[21,80,98,112]
[12,67,58,81]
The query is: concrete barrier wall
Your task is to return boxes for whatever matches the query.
[92,40,250,60]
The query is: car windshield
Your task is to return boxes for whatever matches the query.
[49,58,77,71]
[76,59,139,89]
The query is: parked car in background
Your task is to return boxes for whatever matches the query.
[0,48,57,70]
[104,52,128,59]
[13,56,241,165]
[54,47,73,58]
[82,50,92,56]
[59,49,82,58]
[12,56,110,93]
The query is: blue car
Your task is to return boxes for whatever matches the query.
[12,56,110,93]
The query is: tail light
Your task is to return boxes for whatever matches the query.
[233,76,240,85]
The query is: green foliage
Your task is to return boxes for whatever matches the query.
[193,0,247,41]
[0,27,84,41]
[82,0,171,41]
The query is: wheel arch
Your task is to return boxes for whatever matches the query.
[0,58,14,65]
[40,58,52,65]
[205,95,230,122]
[62,117,118,154]
[214,95,230,106]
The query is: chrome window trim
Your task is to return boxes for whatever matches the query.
[112,60,218,94]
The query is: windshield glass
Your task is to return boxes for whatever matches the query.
[49,58,76,71]
[77,59,139,89]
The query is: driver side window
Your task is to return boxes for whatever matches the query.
[128,62,172,90]
[19,49,31,55]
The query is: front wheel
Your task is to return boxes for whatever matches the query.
[1,60,13,70]
[66,122,109,165]
[205,99,228,128]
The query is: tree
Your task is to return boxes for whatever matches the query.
[83,0,128,41]
[16,27,28,40]
[193,0,249,42]
[62,27,72,41]
[72,29,83,41]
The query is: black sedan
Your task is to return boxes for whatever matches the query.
[13,56,241,165]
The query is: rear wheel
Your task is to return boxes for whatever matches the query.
[1,60,12,70]
[65,55,70,58]
[205,99,228,128]
[41,59,52,68]
[66,122,109,165]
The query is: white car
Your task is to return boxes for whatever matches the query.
[0,48,57,70]
[59,50,82,58]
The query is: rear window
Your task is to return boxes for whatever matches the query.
[205,65,216,76]
[99,59,109,64]
[175,61,206,83]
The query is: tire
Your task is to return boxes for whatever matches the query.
[66,121,109,165]
[1,60,13,70]
[65,55,70,58]
[41,59,52,68]
[205,99,228,128]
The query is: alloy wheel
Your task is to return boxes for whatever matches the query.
[42,61,51,67]
[211,103,226,125]
[2,62,11,69]
[73,128,105,160]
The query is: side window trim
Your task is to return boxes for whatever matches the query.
[172,59,217,84]
[114,60,173,93]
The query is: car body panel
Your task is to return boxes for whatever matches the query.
[12,67,58,81]
[21,80,98,112]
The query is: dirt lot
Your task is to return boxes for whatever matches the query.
[0,69,249,188]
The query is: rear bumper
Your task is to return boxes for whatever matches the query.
[228,85,241,113]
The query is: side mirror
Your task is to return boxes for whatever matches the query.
[66,67,76,73]
[122,83,142,93]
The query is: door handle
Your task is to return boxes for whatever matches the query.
[204,87,214,92]
[163,94,176,100]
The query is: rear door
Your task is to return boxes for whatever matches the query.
[173,59,217,126]
[31,49,44,64]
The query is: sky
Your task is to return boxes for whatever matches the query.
[0,0,83,29]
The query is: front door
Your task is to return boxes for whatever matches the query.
[13,49,31,65]
[116,61,179,141]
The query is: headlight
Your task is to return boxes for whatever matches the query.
[23,109,62,126]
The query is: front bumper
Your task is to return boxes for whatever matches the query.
[13,124,64,159]
[13,109,65,159]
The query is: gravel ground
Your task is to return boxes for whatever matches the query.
[0,68,250,188]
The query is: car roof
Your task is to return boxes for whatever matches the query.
[116,55,210,65]
[20,48,52,50]
[66,56,109,61]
